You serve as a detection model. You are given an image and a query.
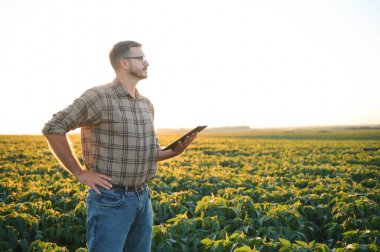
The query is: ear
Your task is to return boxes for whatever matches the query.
[119,58,130,70]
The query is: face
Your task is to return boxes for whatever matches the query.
[123,47,149,79]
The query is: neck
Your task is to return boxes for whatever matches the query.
[116,73,139,98]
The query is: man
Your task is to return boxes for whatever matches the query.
[42,40,197,252]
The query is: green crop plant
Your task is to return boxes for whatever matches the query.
[1,130,380,251]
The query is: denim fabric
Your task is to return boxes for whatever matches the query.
[85,186,153,252]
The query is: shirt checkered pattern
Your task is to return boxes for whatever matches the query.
[42,79,158,186]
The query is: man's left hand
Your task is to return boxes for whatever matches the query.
[172,132,197,155]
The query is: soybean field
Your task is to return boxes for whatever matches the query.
[1,129,380,251]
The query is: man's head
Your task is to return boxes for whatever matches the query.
[109,41,142,71]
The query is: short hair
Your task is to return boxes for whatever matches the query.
[109,41,142,71]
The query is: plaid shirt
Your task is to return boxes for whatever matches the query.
[42,79,158,186]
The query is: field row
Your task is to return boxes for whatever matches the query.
[1,134,380,251]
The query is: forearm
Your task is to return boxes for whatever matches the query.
[43,134,84,177]
[157,148,178,161]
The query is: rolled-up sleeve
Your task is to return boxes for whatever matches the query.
[42,89,103,135]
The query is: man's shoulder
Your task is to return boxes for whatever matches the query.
[139,94,154,107]
[82,82,116,98]
[139,94,151,102]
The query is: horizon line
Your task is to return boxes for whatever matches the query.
[1,123,380,136]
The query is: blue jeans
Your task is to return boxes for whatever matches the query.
[85,186,153,252]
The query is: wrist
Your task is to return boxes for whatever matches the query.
[169,149,179,158]
[73,167,85,178]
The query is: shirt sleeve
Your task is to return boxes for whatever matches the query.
[42,88,104,135]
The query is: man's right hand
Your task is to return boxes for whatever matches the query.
[43,134,113,195]
[77,170,113,194]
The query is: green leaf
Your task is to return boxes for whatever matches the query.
[320,244,330,252]
[229,232,239,240]
[279,238,291,246]
[279,246,290,252]
[278,238,291,252]
[201,238,213,248]
[295,240,309,247]
[342,230,357,236]
[234,246,253,252]
[212,240,224,251]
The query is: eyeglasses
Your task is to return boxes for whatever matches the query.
[123,55,147,64]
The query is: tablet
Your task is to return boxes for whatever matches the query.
[162,125,207,151]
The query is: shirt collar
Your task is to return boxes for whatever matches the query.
[112,79,142,100]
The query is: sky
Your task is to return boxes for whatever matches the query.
[0,0,379,134]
